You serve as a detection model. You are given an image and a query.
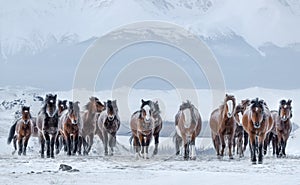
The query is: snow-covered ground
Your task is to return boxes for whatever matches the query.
[0,87,300,185]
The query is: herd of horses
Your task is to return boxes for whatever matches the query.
[6,93,293,164]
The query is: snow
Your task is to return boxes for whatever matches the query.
[1,0,300,58]
[0,86,300,184]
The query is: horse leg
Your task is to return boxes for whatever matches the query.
[237,133,244,158]
[249,133,257,164]
[77,136,82,155]
[277,135,283,158]
[12,135,17,155]
[144,134,152,159]
[175,133,182,155]
[233,135,236,155]
[133,136,140,158]
[18,136,23,156]
[65,134,71,156]
[272,135,277,156]
[50,134,56,158]
[257,134,265,164]
[282,138,287,157]
[153,133,159,155]
[72,134,79,156]
[103,132,109,156]
[190,135,196,160]
[86,134,94,154]
[219,133,226,157]
[55,133,60,155]
[108,133,116,156]
[40,135,45,158]
[228,134,234,159]
[23,136,30,156]
[243,131,249,151]
[182,135,189,160]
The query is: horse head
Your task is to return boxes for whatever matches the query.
[58,100,68,115]
[106,100,118,121]
[21,106,31,124]
[279,99,292,122]
[87,97,105,113]
[223,94,236,118]
[250,98,265,129]
[68,101,80,125]
[139,99,153,123]
[45,94,57,117]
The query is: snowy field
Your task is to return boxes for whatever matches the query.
[0,87,300,185]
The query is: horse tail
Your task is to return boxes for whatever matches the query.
[129,134,133,145]
[7,121,17,144]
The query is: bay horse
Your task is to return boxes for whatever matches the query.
[233,99,250,158]
[130,99,154,159]
[60,101,81,156]
[36,94,59,158]
[273,99,292,157]
[242,98,273,164]
[210,94,236,159]
[174,100,202,160]
[97,100,120,156]
[81,97,105,155]
[7,106,33,155]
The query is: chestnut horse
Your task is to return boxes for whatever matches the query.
[60,101,81,156]
[174,101,202,160]
[37,94,59,158]
[242,98,273,164]
[130,99,154,159]
[81,97,105,155]
[210,94,236,159]
[273,99,292,157]
[7,106,33,155]
[97,100,120,156]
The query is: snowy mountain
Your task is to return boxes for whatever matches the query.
[1,0,300,58]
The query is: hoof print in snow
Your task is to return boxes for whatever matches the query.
[59,164,72,171]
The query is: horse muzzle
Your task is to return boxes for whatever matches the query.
[227,112,233,118]
[108,115,115,121]
[281,116,288,122]
[254,122,261,129]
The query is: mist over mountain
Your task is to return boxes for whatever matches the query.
[0,0,299,90]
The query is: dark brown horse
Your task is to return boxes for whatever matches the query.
[210,94,236,159]
[7,106,33,155]
[37,94,59,158]
[97,100,120,156]
[152,101,163,155]
[242,98,273,164]
[233,99,250,158]
[130,99,154,159]
[60,101,81,156]
[174,101,202,160]
[81,97,105,155]
[272,99,292,157]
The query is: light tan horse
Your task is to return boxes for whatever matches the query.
[174,101,202,160]
[210,94,236,159]
[242,98,273,164]
[81,97,105,155]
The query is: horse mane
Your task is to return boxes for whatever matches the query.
[179,100,193,111]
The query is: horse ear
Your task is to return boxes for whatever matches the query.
[250,99,255,104]
[225,94,228,97]
[141,99,145,104]
[64,100,67,104]
[54,94,57,100]
[287,99,292,105]
[280,99,286,105]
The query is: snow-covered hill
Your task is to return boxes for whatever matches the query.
[1,0,300,59]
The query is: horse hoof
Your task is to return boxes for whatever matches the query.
[258,160,263,164]
[18,151,22,156]
[135,153,139,160]
[153,149,158,155]
[51,155,55,159]
[41,154,45,158]
[55,150,60,155]
[190,156,196,160]
[23,152,26,156]
[175,151,180,156]
[229,156,234,160]
[12,151,16,155]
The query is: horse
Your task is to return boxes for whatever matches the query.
[272,99,292,157]
[59,101,81,156]
[7,106,33,155]
[36,94,59,158]
[174,100,202,160]
[55,99,68,154]
[209,94,236,159]
[242,98,273,164]
[130,99,155,159]
[97,100,120,156]
[151,101,163,155]
[81,97,105,155]
[233,99,250,158]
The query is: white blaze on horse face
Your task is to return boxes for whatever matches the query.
[227,100,233,118]
[143,105,151,122]
[183,109,192,128]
